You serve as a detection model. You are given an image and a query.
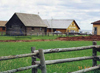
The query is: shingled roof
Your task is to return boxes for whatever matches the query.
[15,13,47,27]
[0,21,7,27]
[91,20,100,24]
[43,19,80,29]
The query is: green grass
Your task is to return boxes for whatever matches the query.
[0,41,100,73]
[0,35,62,40]
[0,35,88,40]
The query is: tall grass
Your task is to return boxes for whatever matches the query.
[0,41,100,73]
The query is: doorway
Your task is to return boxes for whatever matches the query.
[94,27,97,35]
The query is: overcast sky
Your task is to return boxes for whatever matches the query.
[0,0,100,30]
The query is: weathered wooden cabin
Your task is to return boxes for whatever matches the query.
[91,20,100,35]
[43,19,80,33]
[0,21,7,32]
[6,13,47,36]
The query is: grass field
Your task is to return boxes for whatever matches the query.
[0,41,100,73]
[0,35,62,40]
[0,35,88,40]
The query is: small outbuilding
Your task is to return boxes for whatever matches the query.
[91,20,100,35]
[6,13,47,36]
[43,19,80,33]
[0,21,7,32]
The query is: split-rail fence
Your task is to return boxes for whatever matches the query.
[0,41,100,73]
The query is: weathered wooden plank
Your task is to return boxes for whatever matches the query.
[39,49,47,73]
[0,64,39,73]
[0,52,38,61]
[31,47,37,73]
[35,56,100,65]
[42,45,100,54]
[70,65,100,73]
[92,41,97,66]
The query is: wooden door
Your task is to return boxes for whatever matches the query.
[94,27,97,35]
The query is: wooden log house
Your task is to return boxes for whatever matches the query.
[0,21,7,32]
[6,13,47,36]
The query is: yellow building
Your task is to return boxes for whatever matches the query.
[43,19,80,33]
[91,20,100,35]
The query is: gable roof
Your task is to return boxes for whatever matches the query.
[0,21,7,27]
[91,20,100,24]
[15,13,47,27]
[43,19,80,29]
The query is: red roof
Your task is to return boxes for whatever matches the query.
[91,20,100,24]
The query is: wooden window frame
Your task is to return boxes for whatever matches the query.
[32,27,34,31]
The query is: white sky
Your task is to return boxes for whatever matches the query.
[0,0,100,30]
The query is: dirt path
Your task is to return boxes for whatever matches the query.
[57,35,100,41]
[0,35,100,42]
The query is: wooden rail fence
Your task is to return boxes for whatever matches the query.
[0,41,100,73]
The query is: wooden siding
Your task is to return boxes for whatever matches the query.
[56,29,66,33]
[93,24,100,35]
[47,29,51,32]
[0,27,6,32]
[26,27,46,35]
[6,14,26,35]
[67,21,79,32]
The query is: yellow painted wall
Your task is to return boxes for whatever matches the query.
[66,21,79,32]
[93,24,100,35]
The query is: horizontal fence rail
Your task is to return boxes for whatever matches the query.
[0,52,38,61]
[0,64,39,73]
[70,65,100,73]
[35,56,100,65]
[42,45,100,54]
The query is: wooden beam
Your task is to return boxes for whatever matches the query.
[35,56,100,65]
[93,41,97,66]
[31,47,37,73]
[42,45,100,54]
[70,65,100,73]
[0,64,39,73]
[39,49,47,73]
[0,52,38,61]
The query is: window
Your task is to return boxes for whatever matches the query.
[32,27,34,30]
[2,27,5,30]
[40,27,42,31]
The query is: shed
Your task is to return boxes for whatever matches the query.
[43,19,80,33]
[91,20,100,35]
[6,13,47,36]
[0,21,7,32]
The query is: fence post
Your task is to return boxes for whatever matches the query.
[42,33,44,37]
[31,47,37,73]
[53,33,54,36]
[39,49,47,73]
[92,41,97,66]
[37,33,38,36]
[48,32,49,36]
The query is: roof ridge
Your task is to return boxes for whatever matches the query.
[15,12,38,16]
[91,20,100,24]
